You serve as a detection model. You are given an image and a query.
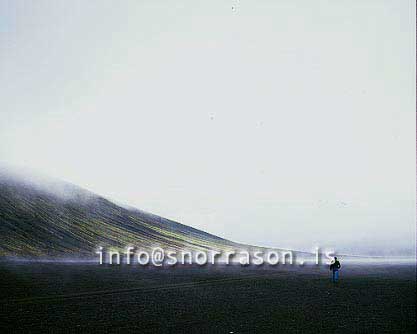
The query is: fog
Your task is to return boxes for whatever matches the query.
[0,1,415,255]
[0,164,100,204]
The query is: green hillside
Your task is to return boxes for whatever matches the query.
[0,168,239,258]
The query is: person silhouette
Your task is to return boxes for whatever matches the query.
[329,257,341,283]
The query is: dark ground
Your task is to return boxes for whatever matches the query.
[0,262,415,333]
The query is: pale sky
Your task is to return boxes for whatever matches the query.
[0,0,415,254]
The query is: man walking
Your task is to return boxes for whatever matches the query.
[330,257,341,283]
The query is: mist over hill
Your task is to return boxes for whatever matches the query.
[0,167,413,260]
[0,167,243,259]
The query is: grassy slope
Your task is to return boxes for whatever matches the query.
[0,170,240,258]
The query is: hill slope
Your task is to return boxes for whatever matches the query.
[0,168,239,258]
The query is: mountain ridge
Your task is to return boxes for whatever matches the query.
[0,167,242,258]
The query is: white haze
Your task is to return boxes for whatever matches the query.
[0,0,415,255]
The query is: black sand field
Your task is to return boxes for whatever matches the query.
[0,262,415,333]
